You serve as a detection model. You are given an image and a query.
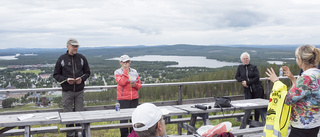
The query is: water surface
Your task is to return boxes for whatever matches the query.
[108,55,240,68]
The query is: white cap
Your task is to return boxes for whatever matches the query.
[132,103,162,131]
[119,55,130,62]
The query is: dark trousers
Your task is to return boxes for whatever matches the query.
[240,88,267,129]
[289,126,320,137]
[62,91,84,137]
[119,99,139,137]
[244,89,264,122]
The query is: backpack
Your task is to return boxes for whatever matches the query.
[218,132,234,137]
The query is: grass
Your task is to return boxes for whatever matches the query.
[0,103,59,113]
[19,69,41,75]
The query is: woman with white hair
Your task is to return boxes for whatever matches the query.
[235,52,264,122]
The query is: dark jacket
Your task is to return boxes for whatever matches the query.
[53,51,90,92]
[235,64,262,94]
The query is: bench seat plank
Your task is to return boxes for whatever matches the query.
[2,126,58,136]
[59,126,83,133]
[169,112,247,124]
[231,126,264,136]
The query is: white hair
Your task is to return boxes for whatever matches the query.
[240,52,250,60]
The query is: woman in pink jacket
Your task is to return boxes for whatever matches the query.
[114,55,142,137]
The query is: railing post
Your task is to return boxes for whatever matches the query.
[178,85,183,105]
[178,85,183,135]
[265,80,271,99]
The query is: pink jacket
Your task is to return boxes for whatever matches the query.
[114,67,142,100]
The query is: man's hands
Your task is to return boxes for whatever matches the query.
[67,78,75,85]
[67,77,82,85]
[75,77,82,84]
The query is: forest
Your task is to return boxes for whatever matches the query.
[0,44,297,66]
[0,45,301,106]
[0,45,304,136]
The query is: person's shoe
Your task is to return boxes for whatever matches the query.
[77,131,82,137]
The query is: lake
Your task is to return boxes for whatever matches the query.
[108,55,240,68]
[0,53,37,60]
[267,58,294,65]
[267,61,285,65]
[0,56,18,60]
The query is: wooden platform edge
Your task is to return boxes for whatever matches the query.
[230,126,264,136]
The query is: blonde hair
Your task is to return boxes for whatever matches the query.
[295,45,320,67]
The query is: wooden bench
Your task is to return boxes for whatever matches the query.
[236,117,264,127]
[169,134,200,137]
[59,123,133,133]
[173,112,252,134]
[231,126,294,137]
[59,126,83,133]
[231,126,264,136]
[60,112,250,134]
[185,126,264,137]
[168,112,248,124]
[1,126,59,136]
[60,112,247,129]
[177,125,264,137]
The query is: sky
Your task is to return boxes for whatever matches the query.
[1,0,320,49]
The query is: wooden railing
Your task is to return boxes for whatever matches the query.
[0,76,295,114]
[0,77,294,135]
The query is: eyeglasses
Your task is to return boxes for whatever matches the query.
[123,61,131,63]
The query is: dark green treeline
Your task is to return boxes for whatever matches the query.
[84,63,301,106]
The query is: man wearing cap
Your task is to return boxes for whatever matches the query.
[114,54,142,137]
[53,38,90,137]
[132,103,167,137]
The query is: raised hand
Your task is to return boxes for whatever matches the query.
[265,68,279,83]
[282,66,296,84]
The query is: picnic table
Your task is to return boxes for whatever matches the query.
[0,112,60,137]
[59,105,189,137]
[0,98,268,137]
[172,98,268,134]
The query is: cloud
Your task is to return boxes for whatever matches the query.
[221,10,266,28]
[1,0,320,49]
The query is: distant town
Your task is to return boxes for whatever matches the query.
[0,44,297,108]
[0,62,212,108]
